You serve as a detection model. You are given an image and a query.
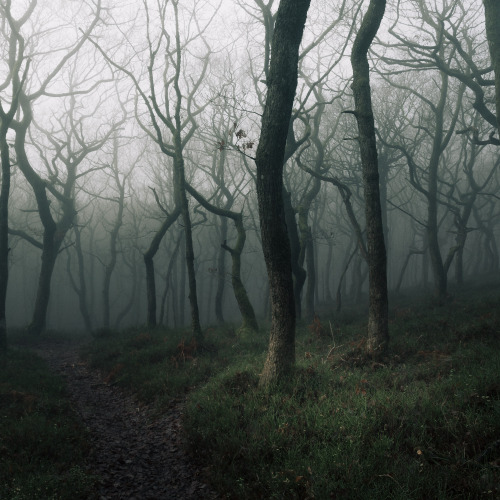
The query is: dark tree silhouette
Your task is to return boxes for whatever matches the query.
[349,0,388,355]
[255,0,311,386]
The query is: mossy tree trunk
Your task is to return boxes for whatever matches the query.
[483,0,500,136]
[0,118,14,351]
[255,0,311,386]
[350,0,388,356]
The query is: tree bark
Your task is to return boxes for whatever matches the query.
[283,189,306,318]
[144,207,181,327]
[14,112,77,335]
[72,225,93,331]
[102,145,126,330]
[304,227,316,319]
[178,232,186,326]
[215,216,228,323]
[185,183,258,333]
[324,238,334,304]
[0,122,12,351]
[255,0,311,386]
[483,0,500,136]
[159,231,182,326]
[350,0,388,355]
[173,149,202,339]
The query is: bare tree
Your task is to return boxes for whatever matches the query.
[101,136,134,329]
[482,0,500,136]
[143,193,181,327]
[0,0,32,349]
[348,0,388,354]
[89,0,215,339]
[185,182,259,334]
[256,0,311,387]
[2,1,110,335]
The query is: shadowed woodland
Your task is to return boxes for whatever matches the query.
[1,0,500,498]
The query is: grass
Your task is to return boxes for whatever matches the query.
[0,343,96,500]
[83,325,267,409]
[85,284,500,498]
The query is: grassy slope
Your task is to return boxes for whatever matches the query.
[0,344,95,500]
[86,284,500,499]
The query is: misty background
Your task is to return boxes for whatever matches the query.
[2,0,498,332]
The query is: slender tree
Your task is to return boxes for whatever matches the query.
[144,200,181,327]
[255,0,311,386]
[483,0,500,136]
[0,0,30,349]
[185,183,259,334]
[89,0,213,339]
[4,2,107,334]
[349,0,388,355]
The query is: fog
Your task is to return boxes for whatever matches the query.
[1,0,498,334]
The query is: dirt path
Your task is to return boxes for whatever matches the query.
[32,339,217,500]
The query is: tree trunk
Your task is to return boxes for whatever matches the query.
[185,183,258,333]
[324,239,334,304]
[173,149,202,338]
[159,232,182,326]
[222,213,259,334]
[102,199,124,329]
[115,250,139,329]
[215,216,228,323]
[283,189,306,318]
[29,228,58,334]
[483,0,500,136]
[178,232,186,326]
[304,227,315,320]
[67,225,93,332]
[144,207,181,327]
[350,0,388,355]
[0,125,11,351]
[255,0,311,386]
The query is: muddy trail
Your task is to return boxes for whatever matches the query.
[31,338,217,500]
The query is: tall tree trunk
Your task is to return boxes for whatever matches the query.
[255,0,311,386]
[350,0,388,355]
[483,0,500,136]
[425,73,459,303]
[0,124,11,351]
[173,149,202,338]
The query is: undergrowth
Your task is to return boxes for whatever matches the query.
[0,347,95,500]
[85,285,500,498]
[83,325,267,409]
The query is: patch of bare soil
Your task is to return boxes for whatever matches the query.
[32,338,217,500]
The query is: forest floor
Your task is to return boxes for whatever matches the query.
[3,281,500,499]
[84,281,500,499]
[28,337,217,500]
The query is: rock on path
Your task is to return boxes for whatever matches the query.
[33,339,217,500]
